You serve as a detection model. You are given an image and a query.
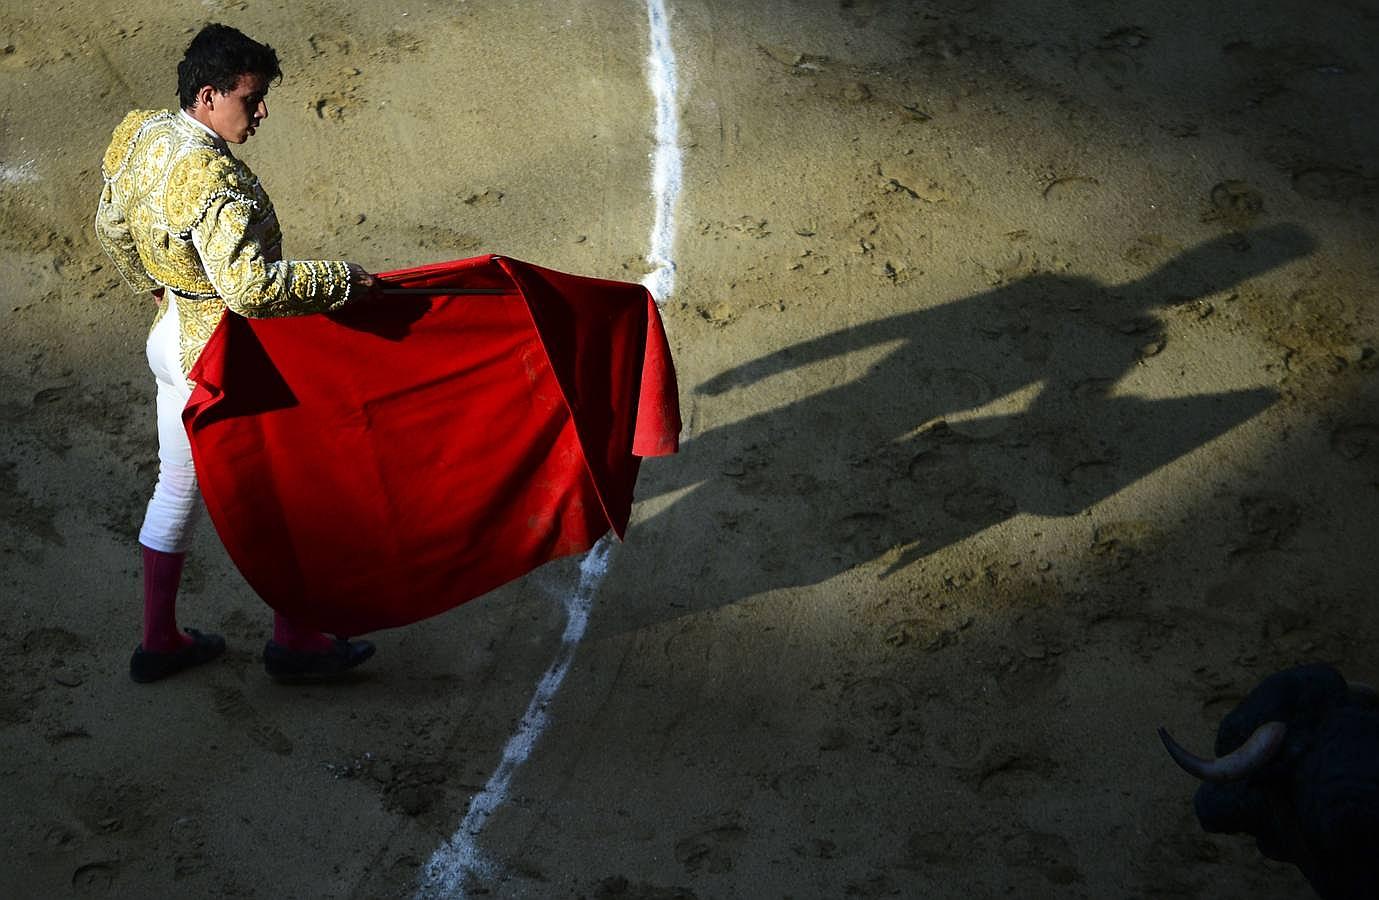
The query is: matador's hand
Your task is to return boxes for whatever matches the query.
[347,263,380,299]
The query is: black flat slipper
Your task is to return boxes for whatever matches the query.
[262,638,376,683]
[129,628,227,683]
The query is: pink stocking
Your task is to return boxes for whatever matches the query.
[141,545,193,653]
[272,612,336,654]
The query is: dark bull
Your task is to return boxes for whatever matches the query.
[1159,663,1379,899]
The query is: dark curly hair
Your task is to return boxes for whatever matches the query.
[176,23,282,110]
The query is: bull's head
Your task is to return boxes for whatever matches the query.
[1158,663,1379,898]
[1159,665,1372,784]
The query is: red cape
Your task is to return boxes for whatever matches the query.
[184,255,679,635]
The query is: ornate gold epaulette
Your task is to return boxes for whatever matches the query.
[163,149,253,236]
[101,109,168,180]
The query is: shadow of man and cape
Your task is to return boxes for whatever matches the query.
[622,224,1315,627]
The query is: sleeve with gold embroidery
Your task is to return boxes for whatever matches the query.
[94,183,158,294]
[190,193,353,318]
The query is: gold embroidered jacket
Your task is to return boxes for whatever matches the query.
[95,109,354,375]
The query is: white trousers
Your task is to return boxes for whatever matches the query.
[138,297,203,553]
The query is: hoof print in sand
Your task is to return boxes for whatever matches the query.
[1203,180,1264,229]
[75,780,151,837]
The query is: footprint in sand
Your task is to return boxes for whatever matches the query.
[942,483,1017,522]
[71,860,119,895]
[837,676,925,763]
[968,741,1059,792]
[1292,165,1377,203]
[1330,423,1379,460]
[42,821,79,851]
[170,815,209,880]
[1142,831,1223,895]
[768,763,820,798]
[907,829,982,868]
[1076,47,1137,90]
[839,676,913,724]
[21,626,87,655]
[1000,829,1083,886]
[924,700,988,768]
[995,655,1065,705]
[838,0,883,28]
[673,824,746,874]
[832,511,893,559]
[306,32,354,58]
[211,686,292,755]
[1076,26,1151,90]
[593,876,697,899]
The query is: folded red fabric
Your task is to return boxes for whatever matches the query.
[185,255,679,635]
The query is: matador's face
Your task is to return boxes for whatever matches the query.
[202,72,270,144]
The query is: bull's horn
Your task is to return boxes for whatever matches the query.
[1350,681,1379,705]
[1157,721,1288,782]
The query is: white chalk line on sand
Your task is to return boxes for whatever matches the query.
[415,538,613,898]
[641,0,683,304]
[414,3,682,897]
[0,159,38,185]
